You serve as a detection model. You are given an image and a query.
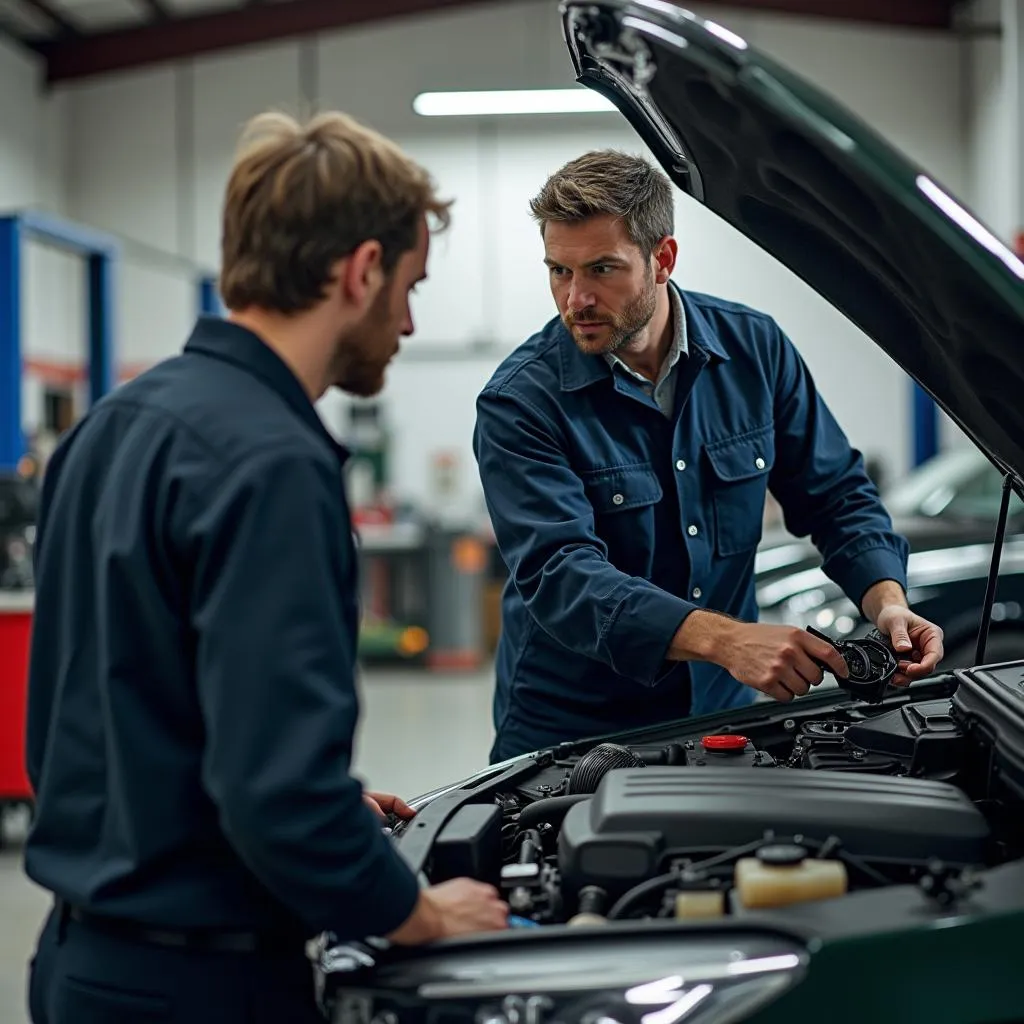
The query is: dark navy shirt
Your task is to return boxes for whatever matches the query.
[24,317,420,940]
[474,287,909,761]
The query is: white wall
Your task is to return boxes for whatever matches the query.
[0,38,66,215]
[958,0,1021,243]
[52,1,968,511]
[0,35,80,440]
[964,10,1011,236]
[932,0,1023,455]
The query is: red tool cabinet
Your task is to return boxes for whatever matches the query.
[0,591,33,805]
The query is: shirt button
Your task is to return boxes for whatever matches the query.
[692,587,703,599]
[687,524,698,536]
[755,456,766,470]
[612,493,624,505]
[675,459,686,471]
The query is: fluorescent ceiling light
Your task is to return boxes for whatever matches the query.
[413,88,617,116]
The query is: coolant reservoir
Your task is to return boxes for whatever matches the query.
[735,844,847,909]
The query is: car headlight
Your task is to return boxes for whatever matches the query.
[321,931,808,1024]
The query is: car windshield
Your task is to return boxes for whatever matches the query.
[883,448,1023,522]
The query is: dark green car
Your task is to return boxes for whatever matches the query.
[319,3,1024,1021]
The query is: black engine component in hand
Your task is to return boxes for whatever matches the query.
[806,626,898,703]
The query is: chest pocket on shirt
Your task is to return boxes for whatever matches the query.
[583,463,664,571]
[704,426,775,557]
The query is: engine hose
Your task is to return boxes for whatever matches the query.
[606,871,679,920]
[517,794,590,832]
[518,829,542,865]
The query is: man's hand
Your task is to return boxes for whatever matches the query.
[716,622,850,701]
[874,605,944,686]
[861,580,944,687]
[363,791,416,822]
[670,611,848,702]
[386,879,509,945]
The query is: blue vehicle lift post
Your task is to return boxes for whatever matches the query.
[912,383,939,468]
[0,211,119,472]
[198,274,224,317]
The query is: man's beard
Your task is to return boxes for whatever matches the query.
[330,282,397,398]
[564,272,657,356]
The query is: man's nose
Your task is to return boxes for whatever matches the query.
[567,281,596,311]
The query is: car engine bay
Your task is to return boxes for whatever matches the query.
[391,660,1024,931]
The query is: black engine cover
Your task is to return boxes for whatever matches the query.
[953,661,1024,800]
[557,766,991,896]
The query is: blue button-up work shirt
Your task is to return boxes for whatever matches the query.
[474,286,909,762]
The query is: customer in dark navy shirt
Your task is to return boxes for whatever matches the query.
[475,151,945,762]
[24,110,506,1024]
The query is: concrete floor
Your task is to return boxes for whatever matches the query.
[0,663,496,1024]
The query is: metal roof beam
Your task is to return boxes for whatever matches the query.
[39,0,501,83]
[698,0,955,28]
[36,0,956,84]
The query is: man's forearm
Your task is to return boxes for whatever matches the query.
[666,608,739,665]
[861,578,908,624]
[666,582,910,667]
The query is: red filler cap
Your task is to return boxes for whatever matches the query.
[701,734,749,753]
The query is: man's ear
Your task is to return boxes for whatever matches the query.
[652,236,678,284]
[336,239,385,313]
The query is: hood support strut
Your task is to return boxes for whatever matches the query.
[975,474,1015,665]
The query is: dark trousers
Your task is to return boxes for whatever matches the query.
[27,904,326,1024]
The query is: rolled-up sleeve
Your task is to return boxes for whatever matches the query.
[474,386,695,685]
[768,325,910,607]
[183,446,420,941]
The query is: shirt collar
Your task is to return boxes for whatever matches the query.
[183,316,350,463]
[603,283,689,384]
[559,282,730,392]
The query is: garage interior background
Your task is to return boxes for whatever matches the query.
[0,0,1017,497]
[0,0,1022,1011]
[0,0,1021,705]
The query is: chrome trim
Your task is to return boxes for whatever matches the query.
[417,951,805,1000]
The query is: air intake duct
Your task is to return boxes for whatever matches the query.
[567,742,645,794]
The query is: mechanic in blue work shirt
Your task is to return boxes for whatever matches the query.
[474,151,946,763]
[24,110,506,1024]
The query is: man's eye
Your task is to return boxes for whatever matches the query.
[593,265,611,274]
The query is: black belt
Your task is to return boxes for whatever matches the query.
[56,899,306,954]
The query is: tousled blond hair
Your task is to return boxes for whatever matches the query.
[219,110,452,314]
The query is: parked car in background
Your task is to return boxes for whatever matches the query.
[757,446,1024,666]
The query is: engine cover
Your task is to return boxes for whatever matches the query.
[557,766,991,896]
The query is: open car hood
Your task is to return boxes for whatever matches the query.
[561,0,1024,491]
